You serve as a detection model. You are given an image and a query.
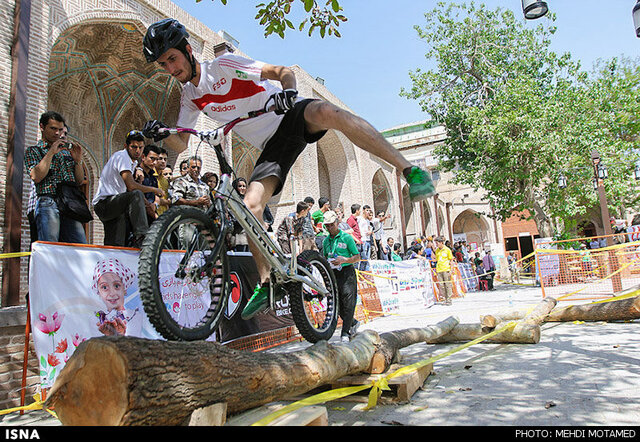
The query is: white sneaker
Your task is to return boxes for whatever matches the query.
[341,335,350,343]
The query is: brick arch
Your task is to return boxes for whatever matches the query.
[452,209,491,247]
[372,168,393,216]
[421,200,433,237]
[401,184,418,238]
[47,19,183,244]
[49,9,208,60]
[316,129,356,207]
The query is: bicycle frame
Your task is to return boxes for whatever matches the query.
[215,167,329,298]
[164,126,329,298]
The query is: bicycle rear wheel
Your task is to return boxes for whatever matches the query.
[288,250,339,343]
[138,206,229,341]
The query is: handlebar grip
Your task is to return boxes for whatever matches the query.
[158,128,178,135]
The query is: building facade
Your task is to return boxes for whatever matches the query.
[382,121,504,253]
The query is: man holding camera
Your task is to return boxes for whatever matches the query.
[25,111,86,244]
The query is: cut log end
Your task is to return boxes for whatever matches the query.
[45,340,129,426]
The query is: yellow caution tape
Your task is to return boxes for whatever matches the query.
[254,282,640,425]
[537,240,640,254]
[252,320,519,425]
[555,256,640,301]
[0,393,57,419]
[251,384,371,426]
[0,251,31,259]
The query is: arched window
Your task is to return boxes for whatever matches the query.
[402,184,417,238]
[452,209,491,249]
[372,169,393,217]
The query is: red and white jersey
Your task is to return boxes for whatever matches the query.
[177,54,292,151]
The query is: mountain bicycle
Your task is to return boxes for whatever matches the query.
[137,111,339,343]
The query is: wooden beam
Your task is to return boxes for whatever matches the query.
[2,0,31,306]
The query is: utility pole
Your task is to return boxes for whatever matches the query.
[591,150,622,293]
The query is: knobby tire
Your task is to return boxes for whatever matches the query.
[288,250,339,343]
[138,206,229,341]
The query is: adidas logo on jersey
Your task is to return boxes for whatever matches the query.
[209,104,237,112]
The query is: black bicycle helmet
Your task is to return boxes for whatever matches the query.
[143,18,189,62]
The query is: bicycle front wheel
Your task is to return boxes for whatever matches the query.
[138,206,229,341]
[288,250,339,343]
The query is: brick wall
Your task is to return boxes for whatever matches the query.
[0,308,39,411]
[502,209,540,239]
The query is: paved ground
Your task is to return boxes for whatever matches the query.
[3,281,639,427]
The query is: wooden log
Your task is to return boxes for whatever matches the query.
[521,298,557,324]
[44,317,460,426]
[480,307,532,329]
[432,298,558,344]
[545,295,640,323]
[366,316,459,374]
[480,298,557,329]
[44,332,379,426]
[427,322,541,344]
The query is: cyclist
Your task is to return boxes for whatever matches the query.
[141,18,436,320]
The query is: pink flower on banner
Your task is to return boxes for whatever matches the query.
[72,334,86,347]
[36,312,64,336]
[55,339,68,354]
[47,354,61,367]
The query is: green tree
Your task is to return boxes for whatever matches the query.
[401,2,640,237]
[196,0,347,38]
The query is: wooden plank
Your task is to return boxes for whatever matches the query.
[226,403,328,426]
[188,402,227,426]
[328,362,433,403]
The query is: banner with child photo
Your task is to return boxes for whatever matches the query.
[28,242,291,389]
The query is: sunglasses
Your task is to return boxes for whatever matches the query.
[128,130,143,137]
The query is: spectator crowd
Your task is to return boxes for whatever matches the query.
[26,110,501,304]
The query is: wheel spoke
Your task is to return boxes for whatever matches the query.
[138,207,229,341]
[288,250,338,343]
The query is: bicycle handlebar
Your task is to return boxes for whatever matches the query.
[157,101,275,139]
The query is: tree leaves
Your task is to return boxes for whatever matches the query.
[402,1,640,236]
[245,0,347,38]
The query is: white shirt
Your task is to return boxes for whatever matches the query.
[358,216,372,242]
[371,217,384,241]
[177,54,297,151]
[92,149,137,206]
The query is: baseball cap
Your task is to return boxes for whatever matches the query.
[323,210,338,225]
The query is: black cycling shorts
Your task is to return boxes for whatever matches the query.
[249,98,326,196]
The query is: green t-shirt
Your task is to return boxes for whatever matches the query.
[322,229,360,268]
[312,210,327,236]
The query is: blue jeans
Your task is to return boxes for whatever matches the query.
[359,239,371,271]
[35,196,86,244]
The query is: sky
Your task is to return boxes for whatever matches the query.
[171,0,639,131]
